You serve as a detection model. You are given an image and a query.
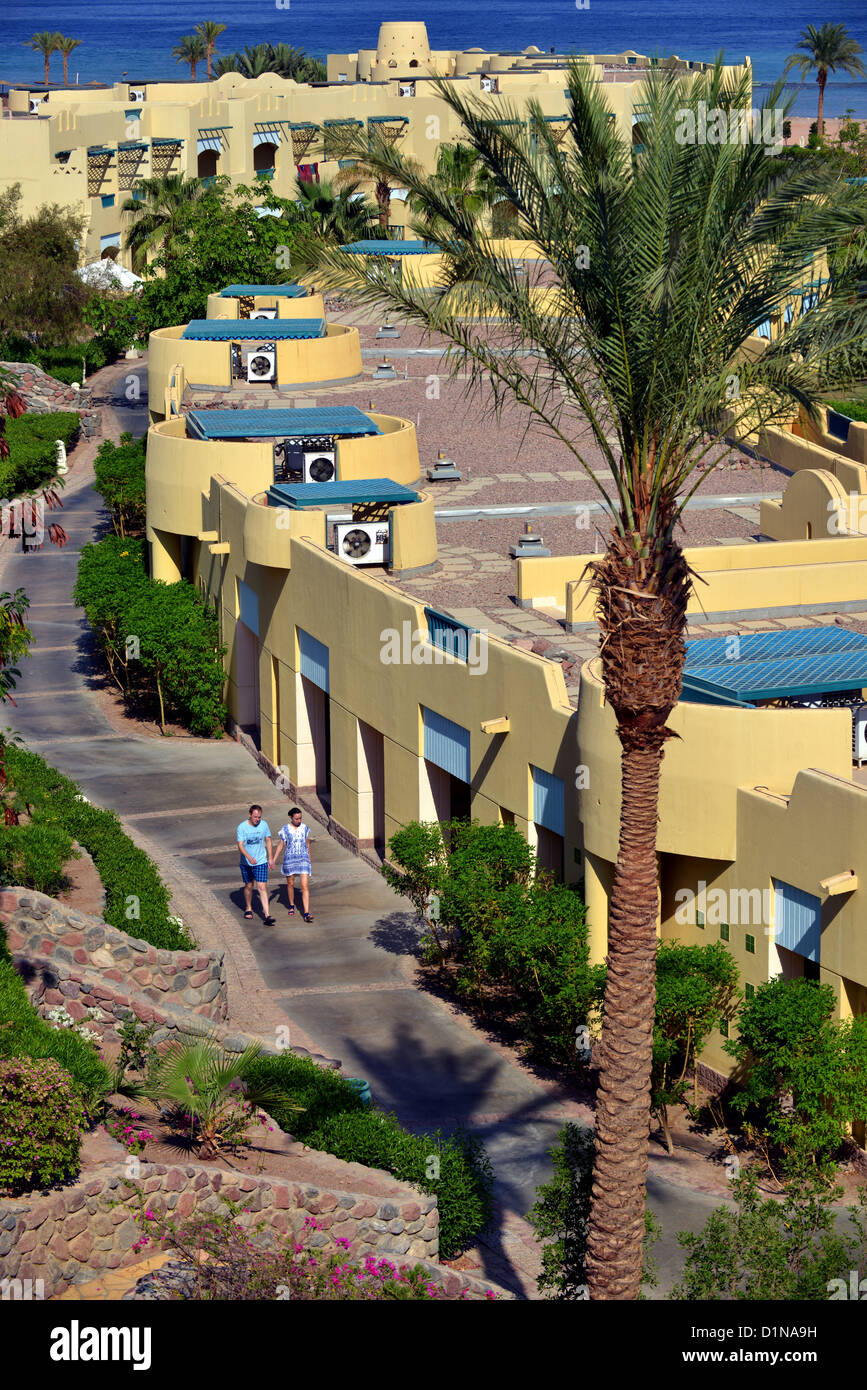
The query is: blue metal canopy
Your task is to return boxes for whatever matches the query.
[180,319,325,340]
[186,407,381,441]
[219,284,308,297]
[266,478,419,509]
[341,239,436,255]
[681,627,867,705]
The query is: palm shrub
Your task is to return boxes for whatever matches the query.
[121,173,209,267]
[296,60,867,1298]
[151,1034,297,1158]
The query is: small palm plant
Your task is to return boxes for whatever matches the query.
[121,172,208,266]
[785,23,866,140]
[151,1034,296,1158]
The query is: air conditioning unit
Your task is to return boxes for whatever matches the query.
[398,82,415,97]
[336,521,389,566]
[129,88,146,102]
[29,97,45,114]
[853,706,867,765]
[246,347,276,383]
[303,448,336,484]
[250,308,277,320]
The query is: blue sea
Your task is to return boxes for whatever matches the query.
[2,0,867,115]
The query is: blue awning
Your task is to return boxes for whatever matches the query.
[266,478,419,510]
[180,319,325,340]
[186,407,381,440]
[219,284,308,297]
[341,239,436,255]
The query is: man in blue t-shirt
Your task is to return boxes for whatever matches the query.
[236,804,275,924]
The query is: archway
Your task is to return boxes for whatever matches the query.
[253,141,278,175]
[197,148,219,179]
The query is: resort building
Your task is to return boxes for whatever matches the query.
[0,23,749,266]
[145,290,867,1084]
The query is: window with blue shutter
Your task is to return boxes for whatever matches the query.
[298,628,329,692]
[237,580,259,636]
[773,879,821,964]
[532,766,565,836]
[422,707,470,782]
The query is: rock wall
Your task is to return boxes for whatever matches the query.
[1,361,101,437]
[1,890,228,1036]
[0,1154,509,1301]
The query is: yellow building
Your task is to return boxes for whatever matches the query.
[0,23,749,266]
[144,300,867,1086]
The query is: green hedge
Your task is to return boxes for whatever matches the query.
[243,1052,367,1138]
[93,435,147,538]
[0,958,111,1116]
[74,537,227,738]
[1,334,123,386]
[305,1110,495,1260]
[825,399,867,424]
[4,744,193,951]
[0,412,79,498]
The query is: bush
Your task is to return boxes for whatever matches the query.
[93,434,147,538]
[304,1108,495,1259]
[0,822,75,896]
[75,537,227,737]
[0,961,110,1116]
[243,1051,367,1137]
[826,399,867,423]
[4,744,192,952]
[0,411,79,498]
[0,1056,86,1194]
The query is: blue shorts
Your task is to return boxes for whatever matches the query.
[240,860,269,884]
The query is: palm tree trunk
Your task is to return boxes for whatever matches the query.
[44,56,50,85]
[206,49,212,80]
[62,55,69,83]
[584,503,691,1300]
[190,59,197,81]
[817,70,826,139]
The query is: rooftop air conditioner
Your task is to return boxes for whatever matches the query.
[303,448,336,484]
[29,97,45,114]
[249,308,277,320]
[246,346,276,383]
[129,88,145,102]
[398,82,415,97]
[336,521,389,567]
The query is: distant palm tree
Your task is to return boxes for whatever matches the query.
[411,141,499,233]
[121,172,208,265]
[172,33,207,81]
[195,21,226,81]
[785,23,865,139]
[55,36,82,85]
[24,31,61,86]
[294,177,378,243]
[213,42,326,82]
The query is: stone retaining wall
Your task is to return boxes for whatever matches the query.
[2,361,101,437]
[0,1155,510,1301]
[1,891,228,1033]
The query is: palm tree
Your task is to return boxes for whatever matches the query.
[410,140,499,236]
[195,21,226,81]
[172,33,207,81]
[55,35,82,85]
[24,31,61,86]
[294,64,867,1298]
[785,23,865,140]
[121,172,208,265]
[214,42,326,82]
[293,176,379,243]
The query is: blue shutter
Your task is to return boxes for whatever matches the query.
[298,628,329,692]
[532,766,565,836]
[99,232,120,251]
[422,707,470,782]
[773,879,821,963]
[237,580,259,635]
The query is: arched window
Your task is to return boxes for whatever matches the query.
[198,148,219,178]
[253,141,278,174]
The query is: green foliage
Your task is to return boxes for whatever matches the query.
[0,588,32,700]
[652,940,739,1152]
[305,1109,495,1259]
[0,822,75,896]
[0,959,111,1117]
[0,411,79,498]
[384,819,601,1067]
[93,433,147,538]
[243,1051,367,1137]
[151,1034,295,1156]
[1,332,125,386]
[527,1122,659,1298]
[74,536,227,736]
[4,743,192,951]
[825,398,867,423]
[214,43,326,83]
[671,1167,867,1300]
[0,185,91,348]
[725,976,867,1176]
[0,1056,86,1194]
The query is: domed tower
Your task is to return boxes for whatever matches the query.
[371,21,432,78]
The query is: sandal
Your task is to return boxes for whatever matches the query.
[244,910,253,919]
[264,916,276,926]
[302,912,314,923]
[288,905,295,916]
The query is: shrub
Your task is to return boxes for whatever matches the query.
[93,434,147,538]
[0,1056,86,1194]
[826,399,867,423]
[305,1108,495,1259]
[670,1168,867,1300]
[243,1051,366,1138]
[0,412,79,498]
[5,743,192,951]
[0,959,112,1116]
[0,821,75,896]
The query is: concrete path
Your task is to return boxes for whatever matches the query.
[0,363,735,1297]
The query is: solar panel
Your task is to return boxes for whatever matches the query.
[685,626,867,670]
[180,319,325,340]
[219,284,308,297]
[186,407,381,441]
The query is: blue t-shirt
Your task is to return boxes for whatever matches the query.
[237,819,271,865]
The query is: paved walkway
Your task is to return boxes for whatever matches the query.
[0,363,733,1298]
